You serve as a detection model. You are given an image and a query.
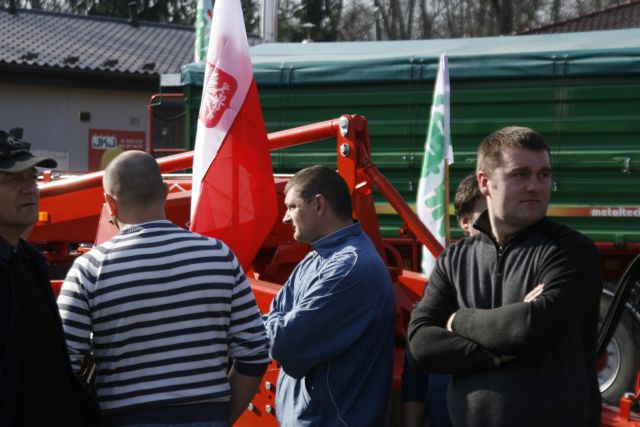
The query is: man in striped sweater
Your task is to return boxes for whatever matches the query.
[58,151,269,426]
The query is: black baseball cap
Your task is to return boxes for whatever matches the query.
[0,129,57,173]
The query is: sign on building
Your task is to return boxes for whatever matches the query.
[88,129,145,170]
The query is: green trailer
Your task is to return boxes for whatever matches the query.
[152,28,640,402]
[176,29,640,253]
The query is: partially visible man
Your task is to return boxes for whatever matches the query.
[453,173,486,238]
[402,173,486,427]
[408,127,602,426]
[0,129,99,426]
[58,151,269,426]
[265,165,395,426]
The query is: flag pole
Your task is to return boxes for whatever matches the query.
[444,159,450,246]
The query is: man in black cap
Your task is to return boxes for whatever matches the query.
[0,129,99,426]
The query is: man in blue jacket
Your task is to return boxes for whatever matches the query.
[265,165,395,426]
[0,129,99,426]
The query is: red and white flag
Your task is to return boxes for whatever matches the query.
[190,0,277,271]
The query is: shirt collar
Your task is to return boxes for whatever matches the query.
[473,210,492,237]
[311,221,361,256]
[119,220,173,235]
[474,210,547,247]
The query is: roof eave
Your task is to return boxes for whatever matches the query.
[0,62,159,91]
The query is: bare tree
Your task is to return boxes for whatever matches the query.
[339,1,376,40]
[275,0,343,41]
[0,0,261,31]
[332,0,628,41]
[549,0,562,22]
[5,0,627,41]
[489,0,513,33]
[373,0,422,39]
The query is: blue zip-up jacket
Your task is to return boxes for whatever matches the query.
[265,222,395,427]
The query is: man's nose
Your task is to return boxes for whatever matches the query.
[283,211,291,224]
[526,176,543,192]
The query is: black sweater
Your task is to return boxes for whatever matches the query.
[408,213,602,427]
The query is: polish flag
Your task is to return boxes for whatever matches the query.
[190,0,277,271]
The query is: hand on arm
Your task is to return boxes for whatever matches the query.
[447,283,543,333]
[447,284,542,364]
[446,312,455,332]
[225,254,270,425]
[523,283,544,303]
[227,366,262,425]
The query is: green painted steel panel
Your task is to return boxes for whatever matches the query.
[180,31,640,244]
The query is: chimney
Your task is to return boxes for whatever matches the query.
[9,0,17,15]
[128,1,139,27]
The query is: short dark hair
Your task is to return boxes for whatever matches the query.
[477,126,550,175]
[285,165,352,220]
[103,151,166,208]
[454,173,483,220]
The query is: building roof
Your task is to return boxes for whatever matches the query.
[521,0,640,34]
[0,7,195,79]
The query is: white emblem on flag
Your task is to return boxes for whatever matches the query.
[199,63,237,128]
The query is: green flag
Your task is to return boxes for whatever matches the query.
[195,0,213,62]
[417,53,453,275]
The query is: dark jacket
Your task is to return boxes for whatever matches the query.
[408,213,602,427]
[0,238,99,426]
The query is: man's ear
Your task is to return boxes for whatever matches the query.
[314,194,327,216]
[458,216,471,237]
[104,193,117,218]
[477,171,491,197]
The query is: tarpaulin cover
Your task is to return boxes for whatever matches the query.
[182,28,640,87]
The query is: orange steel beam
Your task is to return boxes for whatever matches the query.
[38,116,443,257]
[39,170,105,198]
[363,162,444,258]
[40,120,341,198]
[268,118,341,150]
[38,152,194,198]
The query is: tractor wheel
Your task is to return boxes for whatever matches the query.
[598,292,640,404]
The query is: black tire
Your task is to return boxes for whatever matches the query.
[598,292,640,404]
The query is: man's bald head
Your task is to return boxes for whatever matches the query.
[103,151,166,210]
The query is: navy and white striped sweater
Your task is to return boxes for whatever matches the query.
[58,220,269,413]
